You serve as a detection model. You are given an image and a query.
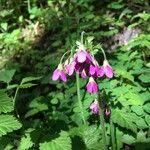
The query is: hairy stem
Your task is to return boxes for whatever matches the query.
[98,93,107,150]
[13,87,20,118]
[76,74,86,124]
[100,47,107,60]
[110,118,116,150]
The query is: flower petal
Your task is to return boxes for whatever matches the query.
[97,66,104,77]
[60,70,67,82]
[92,82,98,93]
[86,82,93,93]
[52,69,60,81]
[89,65,96,75]
[81,69,87,79]
[104,65,113,78]
[76,51,87,63]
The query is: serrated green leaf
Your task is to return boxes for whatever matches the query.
[111,109,137,133]
[39,131,71,150]
[131,106,144,116]
[19,83,37,89]
[0,115,22,136]
[25,97,48,118]
[21,76,42,84]
[6,84,18,90]
[18,133,33,150]
[145,115,150,126]
[122,134,135,145]
[143,103,150,113]
[0,70,15,83]
[0,90,13,113]
[136,118,148,129]
[139,74,150,83]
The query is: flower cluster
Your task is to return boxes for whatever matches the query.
[52,43,113,94]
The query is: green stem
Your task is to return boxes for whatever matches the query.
[81,31,85,44]
[13,86,20,118]
[98,93,107,150]
[110,118,116,150]
[100,47,107,60]
[76,74,86,124]
[27,0,31,12]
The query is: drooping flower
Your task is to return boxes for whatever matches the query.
[65,60,76,76]
[75,50,92,64]
[101,60,113,78]
[52,64,67,82]
[90,99,99,114]
[89,64,103,77]
[105,108,110,116]
[81,69,87,79]
[86,77,99,93]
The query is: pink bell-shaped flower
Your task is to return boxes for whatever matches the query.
[90,99,99,114]
[65,59,76,76]
[86,77,99,93]
[75,50,92,64]
[81,69,87,79]
[52,64,67,82]
[101,60,113,78]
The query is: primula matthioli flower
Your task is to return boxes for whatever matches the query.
[101,60,113,78]
[90,99,99,114]
[65,60,76,76]
[86,77,99,93]
[52,64,67,82]
[105,108,110,116]
[89,64,102,77]
[81,69,87,79]
[75,50,92,63]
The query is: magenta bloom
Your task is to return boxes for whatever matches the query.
[105,108,110,116]
[89,65,103,77]
[101,60,113,78]
[52,64,67,82]
[75,50,92,63]
[66,61,76,76]
[81,69,87,79]
[86,77,99,93]
[90,99,99,114]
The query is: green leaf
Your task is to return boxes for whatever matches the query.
[25,97,48,118]
[122,134,135,145]
[21,76,42,84]
[0,70,15,83]
[131,106,144,116]
[7,84,18,90]
[143,103,150,113]
[0,115,22,136]
[18,132,33,150]
[111,109,137,133]
[145,115,150,126]
[1,22,8,31]
[39,131,71,150]
[0,90,13,113]
[139,74,150,83]
[81,125,101,150]
[136,118,148,129]
[19,83,37,89]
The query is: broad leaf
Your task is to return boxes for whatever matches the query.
[143,103,150,113]
[139,74,150,83]
[0,115,22,136]
[21,76,42,84]
[39,131,71,150]
[111,109,137,133]
[18,132,33,150]
[0,90,13,113]
[0,70,15,83]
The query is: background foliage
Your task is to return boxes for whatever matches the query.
[0,0,150,149]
